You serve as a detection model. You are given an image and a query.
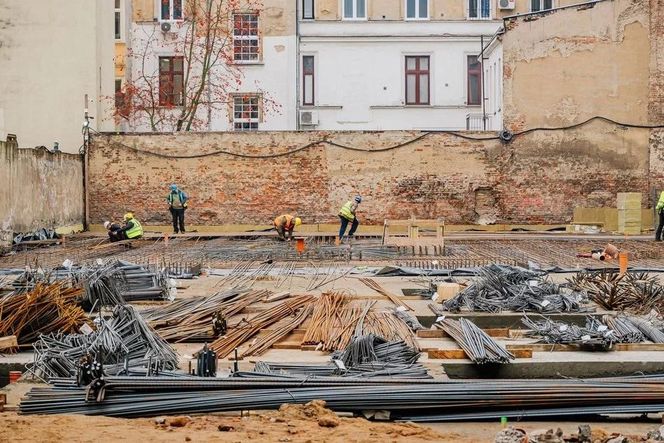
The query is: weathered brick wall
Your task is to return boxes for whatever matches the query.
[89,123,652,226]
[0,137,83,232]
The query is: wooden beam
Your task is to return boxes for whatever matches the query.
[427,348,531,359]
[0,335,18,351]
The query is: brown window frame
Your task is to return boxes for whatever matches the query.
[302,55,315,106]
[467,55,482,106]
[405,56,430,106]
[159,56,184,107]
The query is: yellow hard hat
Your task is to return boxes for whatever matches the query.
[123,212,134,221]
[295,217,302,226]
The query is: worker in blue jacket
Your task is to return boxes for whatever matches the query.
[167,184,188,234]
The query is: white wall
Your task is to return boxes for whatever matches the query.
[298,21,501,130]
[483,36,503,130]
[0,0,114,153]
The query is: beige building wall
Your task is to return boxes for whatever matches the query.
[501,0,651,130]
[0,0,115,154]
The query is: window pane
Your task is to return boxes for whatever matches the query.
[173,0,182,19]
[304,76,314,104]
[173,57,183,71]
[406,74,416,103]
[468,55,479,71]
[531,0,539,10]
[419,75,429,103]
[161,0,170,20]
[356,0,366,17]
[303,56,314,73]
[543,0,552,9]
[406,57,416,70]
[173,74,183,105]
[481,0,490,17]
[419,57,429,71]
[115,12,121,39]
[344,0,353,17]
[419,0,428,17]
[469,0,478,17]
[115,0,120,8]
[469,75,480,105]
[407,0,415,18]
[303,0,314,18]
[160,57,170,72]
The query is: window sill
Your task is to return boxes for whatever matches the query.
[342,18,369,21]
[232,60,265,66]
[371,104,483,109]
[404,17,430,21]
[301,105,343,109]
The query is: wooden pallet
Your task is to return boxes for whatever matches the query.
[427,348,532,359]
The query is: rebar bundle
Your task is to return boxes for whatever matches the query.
[522,315,615,346]
[442,265,585,313]
[358,278,412,310]
[602,315,645,343]
[333,334,420,368]
[141,289,269,342]
[20,375,664,420]
[30,305,179,379]
[208,294,315,358]
[569,270,664,314]
[436,317,514,364]
[248,361,430,379]
[0,283,88,345]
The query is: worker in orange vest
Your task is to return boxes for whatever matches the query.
[273,214,302,241]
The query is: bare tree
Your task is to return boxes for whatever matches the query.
[115,0,279,131]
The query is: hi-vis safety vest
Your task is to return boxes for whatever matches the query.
[339,201,355,221]
[125,218,143,239]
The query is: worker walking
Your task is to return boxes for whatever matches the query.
[338,196,361,244]
[167,184,188,234]
[274,214,302,241]
[656,190,664,241]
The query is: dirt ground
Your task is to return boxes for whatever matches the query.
[1,400,661,443]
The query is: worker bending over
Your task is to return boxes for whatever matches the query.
[338,196,361,243]
[104,220,122,242]
[167,184,188,234]
[274,214,302,241]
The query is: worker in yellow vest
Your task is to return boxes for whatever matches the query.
[656,190,664,241]
[337,196,361,244]
[274,214,302,241]
[118,212,143,240]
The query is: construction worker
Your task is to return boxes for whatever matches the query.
[103,220,123,242]
[167,184,188,234]
[274,214,302,241]
[118,212,143,240]
[656,190,664,241]
[338,196,361,243]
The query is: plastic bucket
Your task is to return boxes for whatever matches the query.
[8,371,21,383]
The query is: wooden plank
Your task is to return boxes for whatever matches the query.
[0,335,18,351]
[508,343,664,353]
[428,348,532,359]
[0,393,5,412]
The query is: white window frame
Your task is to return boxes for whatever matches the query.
[232,95,261,131]
[302,0,315,19]
[467,0,492,20]
[343,0,367,20]
[405,0,429,20]
[159,0,184,22]
[530,0,554,12]
[233,12,261,63]
[302,55,316,106]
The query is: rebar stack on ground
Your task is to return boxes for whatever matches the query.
[392,307,424,331]
[0,283,89,345]
[622,316,664,343]
[29,305,179,379]
[569,270,664,314]
[602,315,645,343]
[208,294,315,358]
[435,318,514,364]
[241,304,313,357]
[333,334,420,367]
[442,265,585,313]
[302,292,352,348]
[141,289,269,342]
[20,375,664,419]
[522,315,615,346]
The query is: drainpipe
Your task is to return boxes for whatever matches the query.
[295,0,301,130]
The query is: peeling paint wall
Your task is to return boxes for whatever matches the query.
[502,0,651,131]
[0,137,83,232]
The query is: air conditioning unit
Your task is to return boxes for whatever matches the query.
[160,21,174,33]
[299,110,319,126]
[499,0,516,9]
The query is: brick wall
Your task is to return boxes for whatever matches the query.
[88,122,653,226]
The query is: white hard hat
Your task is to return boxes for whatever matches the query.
[103,221,111,229]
